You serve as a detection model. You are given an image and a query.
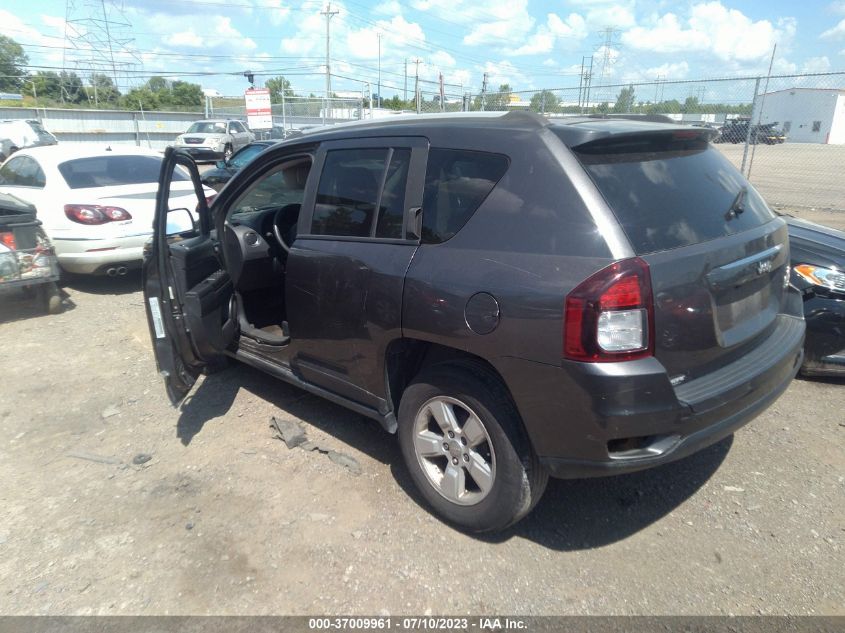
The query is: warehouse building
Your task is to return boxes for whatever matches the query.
[753,87,845,144]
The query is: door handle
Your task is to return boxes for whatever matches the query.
[406,206,423,240]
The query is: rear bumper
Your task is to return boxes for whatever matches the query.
[52,233,150,274]
[496,314,805,479]
[175,146,224,161]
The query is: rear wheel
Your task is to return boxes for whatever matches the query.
[40,282,63,314]
[397,364,547,532]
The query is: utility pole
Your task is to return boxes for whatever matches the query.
[321,2,339,123]
[377,32,382,109]
[480,72,488,111]
[413,58,422,113]
[404,58,408,103]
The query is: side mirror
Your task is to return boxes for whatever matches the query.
[166,207,197,236]
[215,160,227,169]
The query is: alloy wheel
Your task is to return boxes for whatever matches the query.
[412,396,496,506]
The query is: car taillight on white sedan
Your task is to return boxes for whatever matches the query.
[64,204,133,225]
[564,257,654,362]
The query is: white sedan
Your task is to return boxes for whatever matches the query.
[0,145,212,275]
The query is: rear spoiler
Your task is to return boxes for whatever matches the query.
[552,119,719,150]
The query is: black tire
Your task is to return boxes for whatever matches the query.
[223,144,233,161]
[397,363,548,532]
[42,282,63,314]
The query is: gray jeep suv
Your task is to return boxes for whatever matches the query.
[145,111,804,532]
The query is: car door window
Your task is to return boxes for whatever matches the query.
[311,147,412,239]
[0,156,46,188]
[227,157,312,224]
[312,148,385,237]
[421,149,508,244]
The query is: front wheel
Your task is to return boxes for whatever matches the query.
[397,364,548,532]
[223,144,233,161]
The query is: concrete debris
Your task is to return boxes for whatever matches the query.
[132,453,153,465]
[101,405,120,419]
[270,416,307,449]
[328,450,362,476]
[270,416,361,475]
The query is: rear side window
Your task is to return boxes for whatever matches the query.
[58,155,187,189]
[312,147,412,239]
[0,156,46,188]
[573,134,775,254]
[421,149,508,244]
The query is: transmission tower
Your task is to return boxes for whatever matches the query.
[594,26,621,102]
[63,0,141,101]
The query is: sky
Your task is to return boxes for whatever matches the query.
[3,0,845,101]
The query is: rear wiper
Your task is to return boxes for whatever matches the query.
[725,187,747,221]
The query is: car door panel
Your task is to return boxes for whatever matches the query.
[285,137,427,408]
[143,148,237,405]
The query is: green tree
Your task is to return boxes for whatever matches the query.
[22,71,62,102]
[613,84,635,113]
[265,75,293,104]
[530,90,559,113]
[147,76,168,93]
[59,71,87,104]
[683,96,701,113]
[0,35,28,92]
[121,86,160,110]
[88,73,121,105]
[167,80,203,107]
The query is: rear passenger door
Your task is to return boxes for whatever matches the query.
[285,137,427,410]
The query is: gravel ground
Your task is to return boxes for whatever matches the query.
[1,259,843,616]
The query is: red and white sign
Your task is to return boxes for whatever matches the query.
[244,88,272,130]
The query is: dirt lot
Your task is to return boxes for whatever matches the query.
[1,251,844,616]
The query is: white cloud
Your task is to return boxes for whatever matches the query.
[821,18,845,39]
[644,61,690,79]
[144,13,256,51]
[802,56,831,72]
[622,2,783,63]
[547,13,588,39]
[430,51,456,68]
[508,29,555,56]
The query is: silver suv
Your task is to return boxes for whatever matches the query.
[173,119,254,162]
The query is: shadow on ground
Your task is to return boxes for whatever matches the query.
[176,360,731,550]
[0,284,76,324]
[60,269,142,295]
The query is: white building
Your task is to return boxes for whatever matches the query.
[753,87,845,144]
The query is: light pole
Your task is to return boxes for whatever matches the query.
[377,32,382,109]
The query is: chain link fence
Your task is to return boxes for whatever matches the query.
[462,72,845,213]
[230,73,843,212]
[207,95,366,137]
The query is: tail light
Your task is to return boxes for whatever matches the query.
[65,204,132,225]
[0,231,15,250]
[564,257,654,362]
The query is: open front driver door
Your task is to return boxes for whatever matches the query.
[143,147,237,405]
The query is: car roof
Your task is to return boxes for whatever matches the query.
[291,110,707,148]
[9,144,164,169]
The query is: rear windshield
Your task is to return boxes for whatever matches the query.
[572,133,775,254]
[58,155,188,189]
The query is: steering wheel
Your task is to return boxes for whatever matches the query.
[272,203,301,254]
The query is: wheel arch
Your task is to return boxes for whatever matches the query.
[383,338,524,434]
